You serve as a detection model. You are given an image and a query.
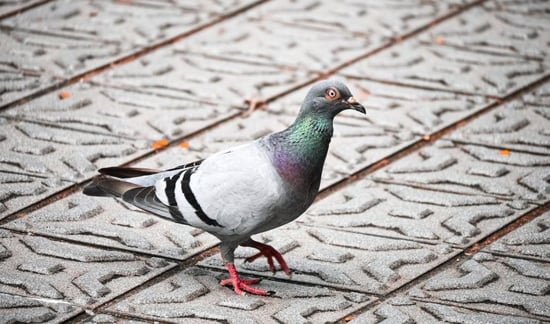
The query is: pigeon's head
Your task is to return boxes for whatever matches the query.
[302,79,366,118]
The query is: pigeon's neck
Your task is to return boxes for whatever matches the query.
[269,114,333,192]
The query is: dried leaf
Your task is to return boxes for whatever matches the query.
[435,36,445,45]
[152,139,169,150]
[179,140,190,149]
[499,149,510,156]
[59,91,71,99]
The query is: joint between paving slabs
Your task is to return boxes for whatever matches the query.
[334,202,550,323]
[88,247,221,315]
[0,0,270,112]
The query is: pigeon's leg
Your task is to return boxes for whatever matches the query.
[220,263,273,296]
[241,239,292,276]
[219,242,272,296]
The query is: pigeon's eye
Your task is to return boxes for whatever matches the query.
[325,87,340,101]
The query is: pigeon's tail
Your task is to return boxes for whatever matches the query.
[83,166,189,225]
[83,166,156,197]
[83,175,140,198]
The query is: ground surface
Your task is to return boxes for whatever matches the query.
[0,0,549,323]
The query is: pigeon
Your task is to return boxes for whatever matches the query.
[83,79,366,295]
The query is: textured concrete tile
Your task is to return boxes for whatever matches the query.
[93,47,316,104]
[79,313,151,324]
[199,224,459,294]
[0,292,83,323]
[410,253,550,320]
[0,116,143,219]
[0,229,174,308]
[416,2,550,61]
[0,26,122,107]
[485,210,550,261]
[1,81,239,143]
[1,0,258,49]
[340,38,549,97]
[0,0,44,16]
[0,0,261,107]
[523,80,550,107]
[304,180,534,247]
[349,297,543,323]
[0,27,121,78]
[175,0,471,71]
[336,78,492,135]
[0,68,59,107]
[0,170,71,221]
[5,194,219,260]
[109,266,375,324]
[448,85,550,155]
[373,140,550,204]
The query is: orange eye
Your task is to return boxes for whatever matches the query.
[325,87,340,100]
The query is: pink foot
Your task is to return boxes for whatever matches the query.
[220,263,273,296]
[241,240,292,276]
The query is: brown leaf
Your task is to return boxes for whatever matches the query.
[59,91,71,99]
[152,139,169,150]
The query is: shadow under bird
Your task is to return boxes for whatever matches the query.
[84,79,366,295]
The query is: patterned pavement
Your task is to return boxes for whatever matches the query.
[0,0,549,323]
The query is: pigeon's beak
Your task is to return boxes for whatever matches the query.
[346,96,366,114]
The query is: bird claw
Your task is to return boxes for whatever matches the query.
[220,277,272,296]
[222,263,274,296]
[241,241,292,277]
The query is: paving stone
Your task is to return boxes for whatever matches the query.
[524,79,550,107]
[335,78,492,135]
[0,25,122,107]
[0,292,83,323]
[485,210,550,261]
[0,27,122,78]
[109,266,375,324]
[0,0,260,107]
[93,46,316,105]
[0,117,143,219]
[199,224,460,294]
[2,80,239,143]
[410,253,550,320]
[416,1,550,61]
[373,140,550,204]
[0,68,58,107]
[0,231,174,308]
[79,313,151,324]
[340,39,549,97]
[448,84,550,155]
[303,180,534,247]
[0,170,66,220]
[349,298,543,323]
[0,0,44,16]
[5,194,220,260]
[0,0,255,47]
[175,0,472,71]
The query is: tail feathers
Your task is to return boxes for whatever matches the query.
[83,176,141,198]
[99,167,159,178]
[98,160,204,179]
[122,186,187,224]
